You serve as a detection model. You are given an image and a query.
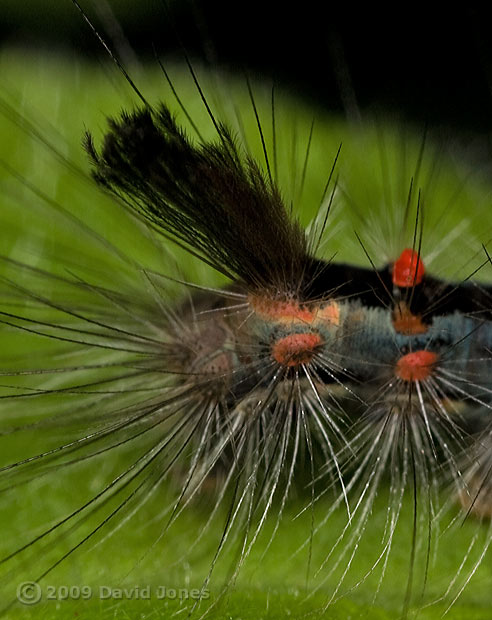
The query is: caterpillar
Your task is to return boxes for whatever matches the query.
[1,2,492,619]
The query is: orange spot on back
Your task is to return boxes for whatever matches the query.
[393,248,425,287]
[317,302,340,326]
[249,294,340,328]
[395,350,438,382]
[272,332,322,367]
[392,303,428,335]
[249,295,315,323]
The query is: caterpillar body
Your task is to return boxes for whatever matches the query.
[1,3,492,619]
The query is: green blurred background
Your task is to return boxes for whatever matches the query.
[1,2,492,619]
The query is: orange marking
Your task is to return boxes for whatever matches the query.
[395,350,438,382]
[392,303,428,335]
[249,294,340,327]
[272,332,322,367]
[317,302,340,326]
[249,294,314,322]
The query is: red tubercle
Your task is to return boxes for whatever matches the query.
[272,332,322,367]
[395,350,438,382]
[392,248,425,288]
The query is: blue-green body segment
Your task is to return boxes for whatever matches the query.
[241,299,492,391]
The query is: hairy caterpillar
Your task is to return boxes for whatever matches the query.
[1,2,492,619]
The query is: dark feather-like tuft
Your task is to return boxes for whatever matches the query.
[85,105,310,296]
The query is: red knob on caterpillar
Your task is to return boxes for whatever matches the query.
[395,350,438,382]
[272,332,322,367]
[392,248,425,287]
